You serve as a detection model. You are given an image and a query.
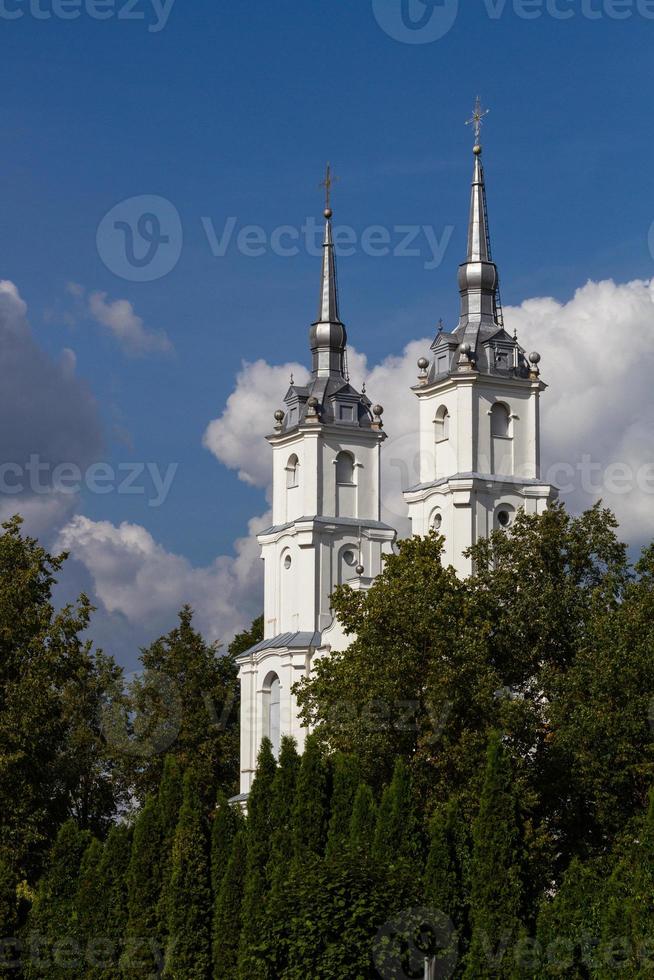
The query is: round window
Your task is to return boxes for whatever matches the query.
[343,550,357,566]
[284,555,292,569]
[432,513,443,531]
[497,510,511,528]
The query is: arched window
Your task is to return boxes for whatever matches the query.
[286,454,299,489]
[335,451,355,485]
[434,406,450,442]
[491,403,511,438]
[263,673,281,758]
[491,403,514,476]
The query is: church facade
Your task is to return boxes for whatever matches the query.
[234,124,557,797]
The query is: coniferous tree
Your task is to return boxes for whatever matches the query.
[237,738,276,980]
[535,856,606,978]
[599,788,654,977]
[91,825,131,979]
[210,791,243,902]
[373,757,419,862]
[326,752,360,860]
[213,830,247,980]
[348,783,377,856]
[131,607,239,803]
[72,837,103,975]
[261,736,301,977]
[465,733,524,979]
[24,820,91,980]
[156,756,183,942]
[123,796,165,977]
[291,734,329,860]
[424,798,470,951]
[165,770,211,980]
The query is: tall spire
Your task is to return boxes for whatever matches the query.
[309,164,348,379]
[457,99,500,335]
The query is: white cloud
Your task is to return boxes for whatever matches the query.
[203,358,310,488]
[204,277,654,547]
[57,511,269,646]
[505,278,654,541]
[88,292,173,357]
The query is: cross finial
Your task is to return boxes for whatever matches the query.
[437,318,444,333]
[320,162,338,214]
[466,96,490,146]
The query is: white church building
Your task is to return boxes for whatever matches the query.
[234,117,557,797]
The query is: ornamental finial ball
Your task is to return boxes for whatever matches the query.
[274,410,285,422]
[356,564,365,577]
[473,144,482,155]
[460,342,472,355]
[324,207,333,219]
[373,404,384,417]
[529,351,541,365]
[417,357,429,370]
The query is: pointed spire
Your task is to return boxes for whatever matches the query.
[457,100,500,335]
[317,209,341,325]
[309,165,348,379]
[467,150,491,263]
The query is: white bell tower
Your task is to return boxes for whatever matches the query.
[235,185,395,796]
[404,104,557,575]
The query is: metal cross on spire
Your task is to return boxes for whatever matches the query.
[466,96,490,145]
[320,162,338,213]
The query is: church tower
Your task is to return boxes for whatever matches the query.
[235,182,395,796]
[404,103,557,574]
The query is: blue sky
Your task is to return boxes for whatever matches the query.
[1,0,653,664]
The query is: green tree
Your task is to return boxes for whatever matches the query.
[465,734,524,979]
[536,856,606,978]
[348,783,377,856]
[213,830,247,980]
[598,788,654,977]
[424,799,469,947]
[165,770,211,980]
[259,737,301,977]
[156,755,183,941]
[373,757,420,867]
[326,753,360,860]
[296,504,651,895]
[0,858,19,979]
[123,797,165,977]
[93,825,131,978]
[72,837,103,975]
[130,606,239,803]
[0,518,125,881]
[24,819,91,979]
[292,734,329,860]
[211,791,243,901]
[237,738,277,979]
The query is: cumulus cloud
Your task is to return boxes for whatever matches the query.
[57,511,269,646]
[204,277,654,547]
[203,359,311,488]
[88,292,173,357]
[505,278,654,542]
